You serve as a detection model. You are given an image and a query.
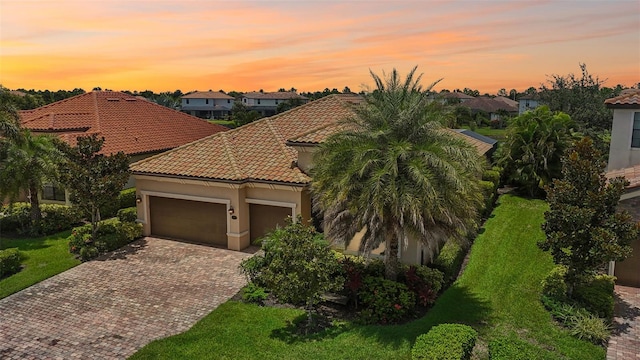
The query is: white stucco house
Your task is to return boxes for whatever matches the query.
[181,91,235,119]
[517,94,541,115]
[241,91,308,116]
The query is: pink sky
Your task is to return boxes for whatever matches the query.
[1,0,638,94]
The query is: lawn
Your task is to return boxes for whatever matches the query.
[464,126,507,141]
[207,119,235,128]
[130,195,604,360]
[0,230,80,299]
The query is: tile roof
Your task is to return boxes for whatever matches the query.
[132,93,494,185]
[605,89,640,108]
[441,92,474,99]
[181,91,234,99]
[242,91,308,100]
[607,164,640,189]
[462,96,518,113]
[19,91,228,155]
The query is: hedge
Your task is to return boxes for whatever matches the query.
[432,240,467,285]
[489,336,557,360]
[68,218,143,261]
[412,323,477,360]
[0,203,83,235]
[0,248,22,278]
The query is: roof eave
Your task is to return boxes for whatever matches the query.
[130,171,310,187]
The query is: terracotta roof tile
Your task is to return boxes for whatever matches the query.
[605,89,640,108]
[181,91,234,99]
[462,96,518,113]
[19,91,227,155]
[132,94,494,185]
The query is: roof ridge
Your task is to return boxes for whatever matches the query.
[221,134,244,179]
[92,91,101,133]
[264,118,309,183]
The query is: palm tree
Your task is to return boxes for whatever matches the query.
[311,67,483,280]
[0,129,63,228]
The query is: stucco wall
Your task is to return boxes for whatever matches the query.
[608,109,640,171]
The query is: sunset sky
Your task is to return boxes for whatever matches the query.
[1,0,638,94]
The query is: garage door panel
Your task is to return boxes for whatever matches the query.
[250,204,291,242]
[150,196,227,247]
[616,237,640,287]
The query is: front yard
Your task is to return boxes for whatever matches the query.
[129,195,604,359]
[0,230,80,299]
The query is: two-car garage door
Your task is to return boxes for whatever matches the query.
[149,196,227,246]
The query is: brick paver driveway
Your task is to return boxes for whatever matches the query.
[0,237,253,359]
[607,285,640,360]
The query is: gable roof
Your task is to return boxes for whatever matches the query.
[462,96,518,113]
[19,91,228,156]
[605,89,640,109]
[242,91,308,100]
[132,94,496,185]
[441,92,474,100]
[181,91,234,100]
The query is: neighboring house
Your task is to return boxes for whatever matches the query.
[461,96,518,121]
[180,91,234,119]
[130,94,494,265]
[241,91,308,116]
[517,94,541,115]
[604,89,640,287]
[440,91,475,104]
[19,90,228,203]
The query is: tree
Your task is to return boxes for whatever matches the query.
[497,88,507,97]
[276,97,305,113]
[495,106,575,197]
[231,102,261,127]
[0,130,63,228]
[539,137,638,291]
[256,218,341,328]
[58,135,130,239]
[312,67,483,281]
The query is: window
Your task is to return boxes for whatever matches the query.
[227,99,230,103]
[632,113,640,148]
[257,100,261,104]
[42,184,66,201]
[206,99,209,104]
[186,99,190,104]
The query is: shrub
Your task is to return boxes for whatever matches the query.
[541,265,568,301]
[239,255,268,285]
[412,323,477,360]
[341,256,365,307]
[433,240,467,285]
[68,218,143,261]
[570,311,611,345]
[482,169,501,189]
[363,258,386,278]
[398,265,444,306]
[0,203,31,233]
[479,180,496,215]
[574,275,615,318]
[0,248,22,277]
[39,204,83,235]
[488,336,557,360]
[242,283,268,304]
[117,207,138,223]
[119,188,137,209]
[358,276,415,324]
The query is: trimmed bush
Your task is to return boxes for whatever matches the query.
[479,180,496,215]
[398,265,444,306]
[358,276,415,324]
[119,188,137,209]
[242,283,268,304]
[0,248,22,278]
[68,218,143,261]
[482,169,501,189]
[433,240,467,285]
[117,207,138,223]
[412,323,477,360]
[574,275,615,319]
[0,203,82,235]
[489,336,557,360]
[541,265,568,301]
[0,203,30,232]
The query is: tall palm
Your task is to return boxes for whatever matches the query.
[0,129,63,226]
[311,67,483,280]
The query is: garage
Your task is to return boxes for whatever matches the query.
[615,237,640,287]
[149,196,227,247]
[250,204,292,242]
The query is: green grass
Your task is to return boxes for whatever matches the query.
[464,126,507,141]
[0,230,80,299]
[207,119,235,128]
[130,195,604,360]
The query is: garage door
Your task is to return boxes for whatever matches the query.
[149,196,227,247]
[615,237,640,287]
[250,204,292,242]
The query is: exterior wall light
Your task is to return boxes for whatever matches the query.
[136,195,142,204]
[228,207,235,215]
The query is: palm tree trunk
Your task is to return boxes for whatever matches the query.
[28,181,41,224]
[385,233,400,281]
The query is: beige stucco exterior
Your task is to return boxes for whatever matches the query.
[608,109,640,171]
[134,174,309,251]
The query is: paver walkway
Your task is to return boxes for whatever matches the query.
[607,285,640,359]
[0,237,253,359]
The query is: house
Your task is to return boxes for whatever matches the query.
[19,90,228,202]
[241,91,308,116]
[440,91,475,104]
[604,89,640,287]
[517,94,541,115]
[129,94,494,265]
[180,91,234,119]
[461,96,518,121]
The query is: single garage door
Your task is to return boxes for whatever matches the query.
[615,237,640,287]
[250,204,292,242]
[149,196,227,247]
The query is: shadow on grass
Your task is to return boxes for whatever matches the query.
[96,237,149,261]
[0,231,71,252]
[270,313,351,344]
